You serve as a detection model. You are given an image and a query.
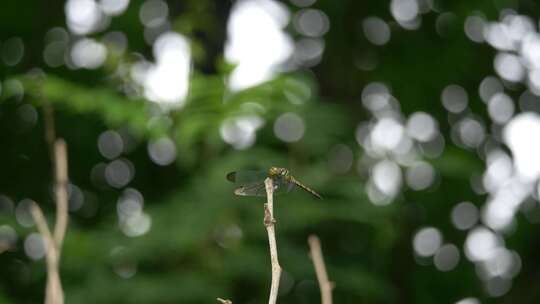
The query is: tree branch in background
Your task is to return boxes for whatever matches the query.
[52,139,69,250]
[308,235,334,304]
[42,103,56,155]
[29,104,69,304]
[30,202,63,304]
[264,178,281,304]
[216,298,232,304]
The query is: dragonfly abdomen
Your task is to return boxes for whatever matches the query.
[291,177,322,199]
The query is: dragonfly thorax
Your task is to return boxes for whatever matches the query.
[268,167,290,179]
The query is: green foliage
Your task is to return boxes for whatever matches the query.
[2,0,540,304]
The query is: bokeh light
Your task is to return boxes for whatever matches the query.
[390,0,419,24]
[139,0,168,28]
[24,233,45,261]
[293,8,329,37]
[371,160,402,202]
[143,32,191,107]
[290,0,316,7]
[494,52,524,82]
[147,137,176,166]
[464,227,501,262]
[441,84,468,113]
[413,227,443,257]
[0,195,14,214]
[504,113,540,181]
[362,17,391,46]
[406,112,438,142]
[225,0,293,90]
[98,130,124,160]
[485,276,512,297]
[0,225,17,254]
[464,15,485,43]
[405,161,435,190]
[294,37,325,66]
[487,93,514,124]
[479,76,503,103]
[433,243,460,272]
[65,0,107,35]
[451,202,479,230]
[220,115,264,150]
[455,298,480,304]
[371,117,405,151]
[214,224,243,249]
[454,117,485,149]
[327,144,354,174]
[105,159,134,188]
[68,184,85,212]
[1,37,24,66]
[16,104,38,128]
[71,38,107,69]
[120,212,151,237]
[273,112,305,143]
[15,199,35,228]
[100,0,130,16]
[116,188,150,237]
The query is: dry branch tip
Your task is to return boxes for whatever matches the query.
[308,234,334,304]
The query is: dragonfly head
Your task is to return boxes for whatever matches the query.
[269,167,289,178]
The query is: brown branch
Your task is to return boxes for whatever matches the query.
[216,298,232,304]
[30,202,64,304]
[30,102,69,304]
[29,202,55,254]
[52,139,68,249]
[264,178,281,304]
[308,235,334,304]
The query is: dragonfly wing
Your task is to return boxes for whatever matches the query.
[233,182,267,197]
[227,170,268,184]
[234,179,289,197]
[228,170,269,197]
[273,179,295,195]
[287,181,295,193]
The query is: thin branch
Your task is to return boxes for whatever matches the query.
[216,298,233,304]
[30,202,64,304]
[29,202,55,253]
[264,178,281,304]
[31,101,69,304]
[42,103,56,155]
[53,139,69,249]
[308,235,334,304]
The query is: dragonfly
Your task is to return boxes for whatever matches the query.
[226,167,322,199]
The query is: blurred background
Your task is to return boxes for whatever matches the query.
[1,0,540,303]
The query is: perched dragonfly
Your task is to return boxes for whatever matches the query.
[226,167,322,199]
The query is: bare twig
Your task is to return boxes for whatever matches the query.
[264,178,281,304]
[308,235,334,304]
[53,139,69,250]
[30,202,64,304]
[29,202,55,255]
[30,103,69,304]
[216,298,233,304]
